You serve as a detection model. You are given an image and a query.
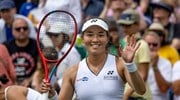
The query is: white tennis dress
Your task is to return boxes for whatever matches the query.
[74,54,125,100]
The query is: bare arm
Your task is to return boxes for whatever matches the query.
[124,62,146,95]
[153,67,171,93]
[116,58,146,95]
[118,36,146,95]
[99,0,111,19]
[6,86,28,100]
[59,64,78,100]
[172,80,180,95]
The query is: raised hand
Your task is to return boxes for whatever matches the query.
[118,36,140,63]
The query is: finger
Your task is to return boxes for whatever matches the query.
[134,43,141,52]
[132,35,136,48]
[127,36,130,46]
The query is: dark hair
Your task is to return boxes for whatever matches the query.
[42,47,58,60]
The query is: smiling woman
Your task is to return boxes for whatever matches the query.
[59,18,146,100]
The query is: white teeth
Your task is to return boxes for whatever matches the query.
[90,44,100,46]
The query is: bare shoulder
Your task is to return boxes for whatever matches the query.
[6,85,28,100]
[116,57,126,69]
[64,64,79,83]
[115,56,126,82]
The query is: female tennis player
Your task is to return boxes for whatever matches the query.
[59,18,146,100]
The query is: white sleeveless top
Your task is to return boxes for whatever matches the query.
[74,54,125,100]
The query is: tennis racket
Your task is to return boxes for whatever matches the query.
[36,10,78,100]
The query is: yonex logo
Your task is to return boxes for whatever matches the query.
[76,76,89,82]
[91,19,98,23]
[107,70,114,75]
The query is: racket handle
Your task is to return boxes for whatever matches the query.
[39,92,49,100]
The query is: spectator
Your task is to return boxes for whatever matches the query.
[32,47,59,92]
[81,0,104,22]
[0,0,36,43]
[148,22,179,65]
[118,8,151,100]
[99,0,126,21]
[3,18,38,87]
[45,0,82,29]
[0,44,16,89]
[151,1,180,43]
[107,18,125,56]
[44,22,81,87]
[144,31,172,100]
[19,0,39,17]
[172,61,180,100]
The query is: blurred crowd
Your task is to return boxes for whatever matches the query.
[0,0,180,100]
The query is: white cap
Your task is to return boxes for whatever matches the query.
[81,18,109,32]
[148,22,164,31]
[47,22,70,35]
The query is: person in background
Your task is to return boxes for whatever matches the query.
[151,0,180,47]
[0,0,36,43]
[31,47,59,92]
[172,61,180,100]
[81,0,104,22]
[107,18,125,56]
[0,44,16,88]
[143,31,172,100]
[19,0,39,17]
[3,18,38,87]
[148,22,179,65]
[118,8,151,100]
[0,44,16,100]
[99,0,126,21]
[45,22,81,89]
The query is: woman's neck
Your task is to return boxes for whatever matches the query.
[87,53,107,67]
[86,53,107,75]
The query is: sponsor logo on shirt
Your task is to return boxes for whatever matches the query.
[104,70,118,80]
[76,76,89,82]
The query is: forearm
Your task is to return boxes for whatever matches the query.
[129,71,146,95]
[126,62,146,95]
[153,67,171,93]
[99,6,108,19]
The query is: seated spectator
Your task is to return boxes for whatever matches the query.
[3,18,38,87]
[144,31,172,100]
[172,61,180,100]
[0,0,36,43]
[148,22,179,65]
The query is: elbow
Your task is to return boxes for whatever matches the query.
[138,87,146,95]
[159,87,169,93]
[135,84,146,95]
[159,84,171,93]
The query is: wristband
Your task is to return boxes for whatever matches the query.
[125,62,137,72]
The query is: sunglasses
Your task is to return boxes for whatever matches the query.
[46,32,60,37]
[14,26,28,32]
[148,43,158,47]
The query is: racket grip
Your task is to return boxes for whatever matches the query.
[39,92,49,100]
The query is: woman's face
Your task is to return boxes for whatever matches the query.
[111,0,126,11]
[82,26,109,55]
[48,33,64,49]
